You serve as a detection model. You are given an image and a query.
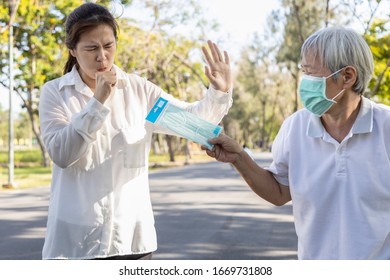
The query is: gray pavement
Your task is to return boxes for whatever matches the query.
[0,152,297,260]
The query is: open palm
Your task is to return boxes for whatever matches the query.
[202,41,232,93]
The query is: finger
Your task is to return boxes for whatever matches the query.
[213,42,223,62]
[205,149,215,158]
[207,136,221,145]
[105,71,117,84]
[110,72,118,84]
[204,66,215,83]
[204,66,218,89]
[103,74,116,85]
[202,45,213,66]
[224,51,230,66]
[201,145,214,152]
[208,40,219,62]
[97,72,117,87]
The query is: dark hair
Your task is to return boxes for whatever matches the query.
[63,3,119,74]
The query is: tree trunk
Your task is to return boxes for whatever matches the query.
[165,135,175,162]
[26,106,50,167]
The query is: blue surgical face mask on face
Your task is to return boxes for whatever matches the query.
[299,68,346,117]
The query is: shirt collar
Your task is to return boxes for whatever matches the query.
[58,64,129,95]
[307,96,373,138]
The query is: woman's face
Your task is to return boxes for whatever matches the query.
[70,24,117,90]
[300,51,344,101]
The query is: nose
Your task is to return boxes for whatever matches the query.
[96,48,107,62]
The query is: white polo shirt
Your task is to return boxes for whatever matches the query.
[267,97,390,259]
[39,65,232,259]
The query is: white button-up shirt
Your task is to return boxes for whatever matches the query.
[39,65,232,259]
[267,97,390,259]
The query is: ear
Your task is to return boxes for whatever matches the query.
[342,66,357,89]
[69,49,76,57]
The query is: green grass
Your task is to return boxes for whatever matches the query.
[149,152,210,163]
[0,149,42,164]
[1,166,52,189]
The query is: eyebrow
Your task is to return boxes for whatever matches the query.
[82,41,115,47]
[83,44,98,48]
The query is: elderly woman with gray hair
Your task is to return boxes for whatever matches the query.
[204,26,390,259]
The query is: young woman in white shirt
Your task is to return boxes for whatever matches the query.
[39,2,232,260]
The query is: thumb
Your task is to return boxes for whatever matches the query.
[208,134,224,145]
[204,66,211,80]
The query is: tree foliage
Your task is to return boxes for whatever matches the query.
[231,0,389,149]
[365,19,390,103]
[1,0,215,165]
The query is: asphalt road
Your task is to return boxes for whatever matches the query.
[0,152,297,260]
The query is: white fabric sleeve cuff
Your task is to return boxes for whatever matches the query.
[71,98,111,142]
[207,86,233,104]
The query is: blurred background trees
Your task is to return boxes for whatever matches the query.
[0,0,389,167]
[227,0,389,149]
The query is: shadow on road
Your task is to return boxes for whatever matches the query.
[0,189,48,259]
[150,155,297,260]
[0,153,297,260]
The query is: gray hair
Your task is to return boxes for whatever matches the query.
[301,26,374,95]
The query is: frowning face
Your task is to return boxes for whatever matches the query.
[70,24,116,90]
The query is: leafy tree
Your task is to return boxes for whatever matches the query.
[365,18,390,103]
[230,0,389,150]
[15,111,31,146]
[233,31,295,149]
[0,0,84,166]
[1,0,215,165]
[274,0,327,112]
[118,0,215,161]
[340,0,390,102]
[270,0,388,112]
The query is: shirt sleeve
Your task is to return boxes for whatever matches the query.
[187,86,233,124]
[71,98,110,142]
[266,119,290,187]
[39,82,110,168]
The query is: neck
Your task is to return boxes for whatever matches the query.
[321,93,362,143]
[77,67,96,93]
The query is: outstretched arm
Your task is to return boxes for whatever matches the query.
[204,134,292,206]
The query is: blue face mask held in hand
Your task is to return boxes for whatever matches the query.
[146,97,222,150]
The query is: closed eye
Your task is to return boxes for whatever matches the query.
[298,64,314,75]
[84,46,98,51]
[104,42,114,49]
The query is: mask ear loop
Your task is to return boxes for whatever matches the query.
[325,66,347,79]
[331,89,346,103]
[325,66,347,102]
